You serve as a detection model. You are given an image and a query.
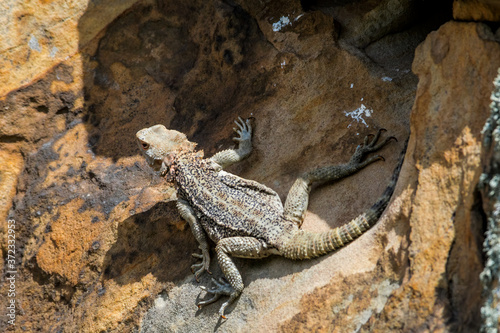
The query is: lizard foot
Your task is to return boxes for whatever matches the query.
[197,277,240,319]
[349,129,397,165]
[233,117,252,143]
[191,249,211,281]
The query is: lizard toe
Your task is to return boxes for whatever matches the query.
[197,277,236,310]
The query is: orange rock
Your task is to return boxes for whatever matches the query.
[0,0,141,97]
[453,0,500,21]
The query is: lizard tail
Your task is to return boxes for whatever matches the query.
[280,139,408,260]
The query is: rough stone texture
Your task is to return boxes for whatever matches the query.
[0,0,499,332]
[479,68,500,332]
[0,0,140,97]
[453,0,500,21]
[364,22,500,333]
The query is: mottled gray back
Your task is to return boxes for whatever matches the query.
[175,156,287,244]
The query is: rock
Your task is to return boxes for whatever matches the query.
[366,21,500,332]
[479,68,500,333]
[0,151,23,222]
[453,0,500,21]
[0,150,23,275]
[0,0,140,97]
[0,0,499,332]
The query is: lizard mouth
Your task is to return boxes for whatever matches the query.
[149,157,169,176]
[142,153,162,171]
[149,158,163,171]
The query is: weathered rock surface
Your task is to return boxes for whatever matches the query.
[453,0,500,21]
[480,67,500,333]
[0,0,140,97]
[0,0,499,332]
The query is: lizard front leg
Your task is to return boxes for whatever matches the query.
[210,117,252,169]
[198,237,272,318]
[176,199,211,280]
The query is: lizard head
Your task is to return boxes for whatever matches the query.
[136,124,197,173]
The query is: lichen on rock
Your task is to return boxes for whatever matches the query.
[479,68,500,333]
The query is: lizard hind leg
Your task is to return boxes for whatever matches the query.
[198,237,272,318]
[283,176,312,228]
[281,138,408,260]
[283,130,396,228]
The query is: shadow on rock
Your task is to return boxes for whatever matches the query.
[102,201,198,285]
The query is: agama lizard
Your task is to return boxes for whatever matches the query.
[136,117,404,318]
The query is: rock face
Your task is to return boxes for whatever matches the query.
[0,0,499,332]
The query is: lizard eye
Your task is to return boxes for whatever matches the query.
[141,142,149,150]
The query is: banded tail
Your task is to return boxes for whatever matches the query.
[281,140,407,260]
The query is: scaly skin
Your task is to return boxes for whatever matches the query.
[136,117,405,318]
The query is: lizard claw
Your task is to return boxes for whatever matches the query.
[197,277,239,318]
[350,129,396,165]
[233,117,252,143]
[191,249,211,281]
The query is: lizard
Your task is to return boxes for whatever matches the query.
[136,117,405,318]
